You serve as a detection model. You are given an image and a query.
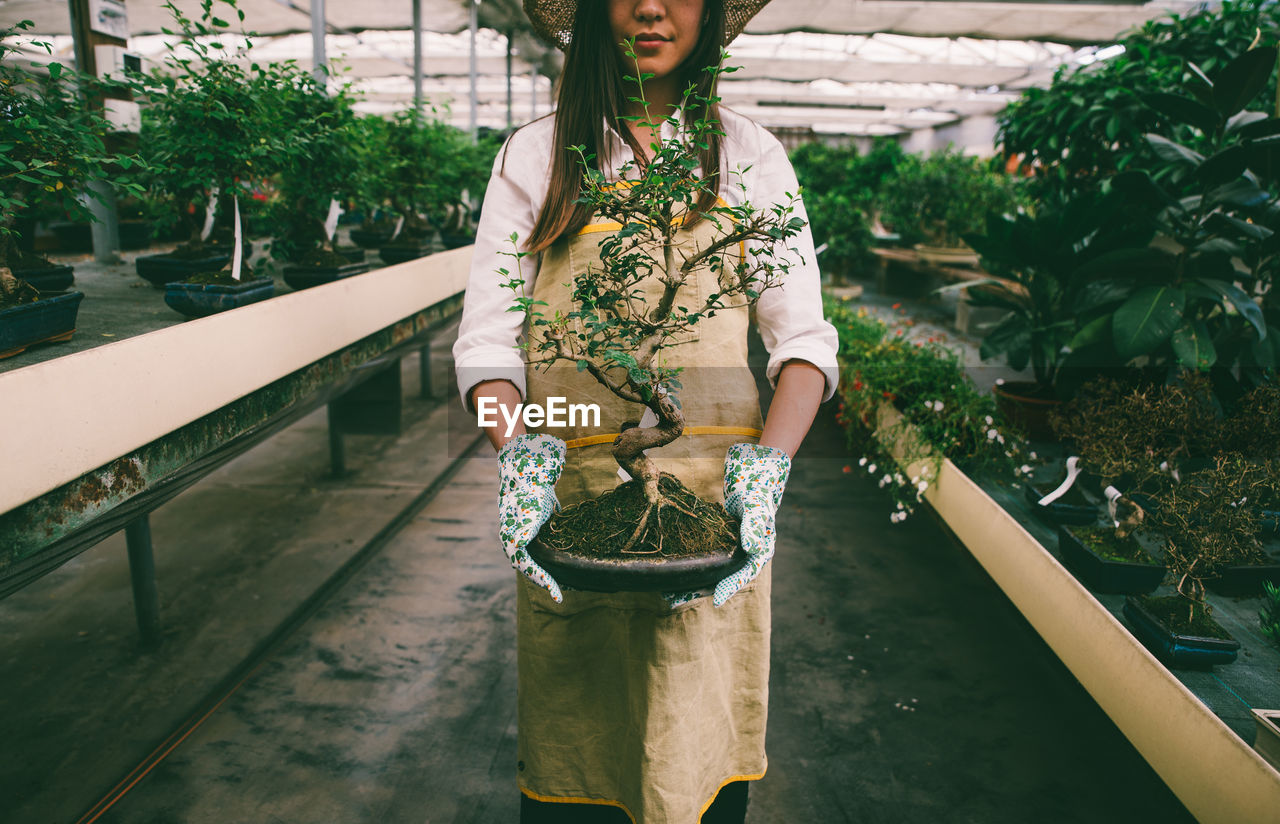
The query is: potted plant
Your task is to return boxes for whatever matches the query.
[876,147,1021,266]
[501,62,806,592]
[346,114,397,249]
[1057,522,1165,594]
[268,70,372,290]
[377,111,452,263]
[0,20,140,356]
[0,20,140,295]
[1023,455,1104,525]
[132,0,293,287]
[163,197,273,317]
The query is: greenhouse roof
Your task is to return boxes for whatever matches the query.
[2,0,1203,136]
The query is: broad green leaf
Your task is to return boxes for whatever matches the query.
[1171,320,1217,369]
[1112,286,1186,360]
[1066,314,1110,351]
[1212,46,1278,117]
[1196,145,1248,184]
[1144,133,1204,166]
[1143,92,1220,133]
[1199,277,1267,338]
[1225,110,1268,134]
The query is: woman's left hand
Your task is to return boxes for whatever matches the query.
[714,443,792,606]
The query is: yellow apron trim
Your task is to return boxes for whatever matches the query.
[564,426,763,450]
[697,771,768,822]
[519,787,638,824]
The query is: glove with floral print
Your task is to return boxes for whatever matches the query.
[714,443,792,606]
[498,433,566,603]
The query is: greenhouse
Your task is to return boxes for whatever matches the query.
[1,0,1278,821]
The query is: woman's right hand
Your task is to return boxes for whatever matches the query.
[497,433,567,603]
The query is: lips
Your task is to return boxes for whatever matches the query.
[635,33,668,44]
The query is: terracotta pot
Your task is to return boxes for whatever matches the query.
[993,380,1062,441]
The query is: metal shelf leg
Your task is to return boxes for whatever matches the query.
[124,515,162,650]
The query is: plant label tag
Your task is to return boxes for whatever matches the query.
[324,199,343,242]
[231,197,243,281]
[617,407,659,481]
[200,186,220,242]
[390,215,405,241]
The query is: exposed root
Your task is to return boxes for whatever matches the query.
[621,503,658,554]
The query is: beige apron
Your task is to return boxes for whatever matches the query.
[517,211,771,823]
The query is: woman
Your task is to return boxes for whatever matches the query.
[453,0,838,820]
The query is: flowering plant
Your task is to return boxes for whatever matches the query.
[827,296,1032,520]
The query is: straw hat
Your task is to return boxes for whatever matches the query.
[523,0,770,49]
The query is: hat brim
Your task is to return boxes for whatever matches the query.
[524,0,770,50]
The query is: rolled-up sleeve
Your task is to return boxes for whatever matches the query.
[452,128,546,412]
[742,126,840,402]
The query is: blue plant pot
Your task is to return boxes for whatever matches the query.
[12,263,74,293]
[0,291,85,359]
[164,279,275,318]
[1122,596,1239,669]
[136,251,233,287]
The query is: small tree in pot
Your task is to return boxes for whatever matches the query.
[504,61,806,589]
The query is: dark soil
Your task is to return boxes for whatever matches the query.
[170,241,229,260]
[296,249,352,268]
[182,269,269,286]
[1075,525,1156,564]
[1136,594,1234,640]
[5,249,55,270]
[532,473,739,560]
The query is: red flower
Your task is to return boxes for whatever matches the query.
[892,302,902,310]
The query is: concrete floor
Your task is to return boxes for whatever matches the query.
[0,306,1195,823]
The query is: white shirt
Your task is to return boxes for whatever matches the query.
[453,107,839,411]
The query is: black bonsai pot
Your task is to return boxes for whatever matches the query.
[0,291,85,359]
[1057,525,1164,594]
[526,540,750,593]
[1204,553,1280,597]
[350,226,395,249]
[1024,478,1099,525]
[379,241,434,265]
[282,260,370,290]
[440,232,475,250]
[10,262,74,293]
[1122,595,1239,668]
[164,277,275,318]
[136,248,234,287]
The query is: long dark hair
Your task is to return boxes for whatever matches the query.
[521,0,727,253]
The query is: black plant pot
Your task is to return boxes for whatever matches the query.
[440,232,475,250]
[0,291,85,359]
[282,261,370,290]
[164,278,275,318]
[527,539,751,593]
[350,227,394,249]
[118,220,155,250]
[335,246,366,264]
[379,243,434,265]
[49,221,92,252]
[11,263,74,293]
[1057,525,1164,594]
[1024,480,1099,525]
[1204,555,1280,597]
[136,251,233,287]
[1122,596,1239,668]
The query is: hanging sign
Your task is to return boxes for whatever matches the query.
[200,187,220,242]
[88,0,129,40]
[231,197,243,281]
[390,215,405,241]
[324,199,343,242]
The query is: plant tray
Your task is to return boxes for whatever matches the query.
[135,251,233,287]
[282,261,370,290]
[1251,709,1280,773]
[1057,525,1164,594]
[379,244,434,265]
[526,540,751,593]
[1024,481,1099,525]
[11,263,74,294]
[164,279,275,318]
[0,291,85,359]
[1122,596,1239,669]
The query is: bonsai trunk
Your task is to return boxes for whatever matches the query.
[612,388,685,504]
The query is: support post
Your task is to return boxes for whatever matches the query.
[530,68,538,118]
[311,0,327,87]
[412,0,423,115]
[328,405,347,477]
[124,515,161,649]
[419,338,434,399]
[469,0,479,142]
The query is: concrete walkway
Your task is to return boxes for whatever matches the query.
[0,322,1193,823]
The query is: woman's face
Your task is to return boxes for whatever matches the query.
[608,0,706,82]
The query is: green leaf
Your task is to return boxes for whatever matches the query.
[1143,92,1220,133]
[1198,278,1267,339]
[1196,145,1248,184]
[1112,286,1186,360]
[1204,212,1272,241]
[47,61,62,80]
[1226,110,1269,134]
[1144,133,1204,166]
[1067,314,1110,351]
[1171,320,1217,369]
[1212,46,1278,117]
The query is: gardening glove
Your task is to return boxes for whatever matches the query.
[714,443,792,607]
[497,433,566,603]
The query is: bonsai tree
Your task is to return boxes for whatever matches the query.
[876,147,1021,248]
[0,20,140,287]
[382,110,469,245]
[269,72,364,265]
[135,0,300,257]
[346,113,397,244]
[505,58,806,554]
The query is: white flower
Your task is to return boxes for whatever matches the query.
[987,428,998,440]
[984,415,994,425]
[868,463,877,474]
[934,401,944,412]
[858,456,868,466]
[1019,465,1033,475]
[917,480,928,493]
[1029,451,1038,460]
[995,378,1006,385]
[895,473,905,485]
[897,501,905,510]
